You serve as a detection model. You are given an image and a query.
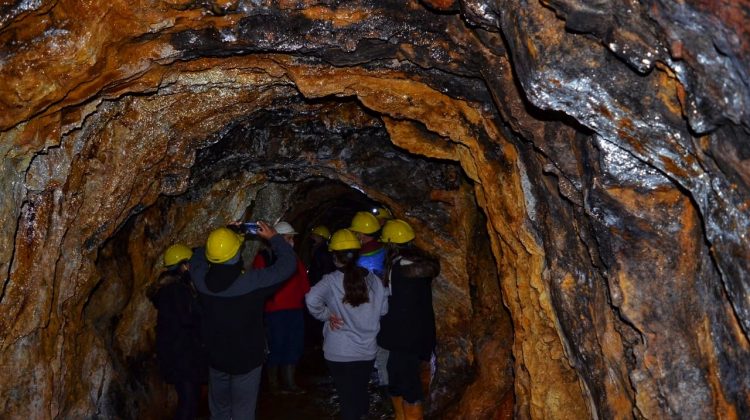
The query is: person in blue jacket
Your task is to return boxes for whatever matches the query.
[349,211,386,278]
[189,221,296,420]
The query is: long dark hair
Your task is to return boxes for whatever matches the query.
[334,249,369,307]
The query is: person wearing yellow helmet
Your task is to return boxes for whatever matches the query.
[349,211,380,235]
[349,211,386,278]
[377,219,439,420]
[371,206,393,226]
[204,227,244,264]
[189,221,297,419]
[148,243,207,420]
[305,228,389,420]
[164,243,194,269]
[311,225,331,241]
[380,219,415,244]
[350,211,390,395]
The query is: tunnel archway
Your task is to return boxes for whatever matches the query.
[79,93,514,418]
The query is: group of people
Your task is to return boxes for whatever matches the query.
[307,210,439,420]
[149,207,439,420]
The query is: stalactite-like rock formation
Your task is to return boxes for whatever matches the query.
[1,1,748,419]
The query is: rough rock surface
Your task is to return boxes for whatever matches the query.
[0,1,748,419]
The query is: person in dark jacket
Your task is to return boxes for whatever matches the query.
[307,225,336,285]
[148,243,208,420]
[189,221,297,420]
[377,219,439,420]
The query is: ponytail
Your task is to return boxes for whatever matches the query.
[334,250,369,307]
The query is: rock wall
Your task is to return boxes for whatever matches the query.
[0,1,748,418]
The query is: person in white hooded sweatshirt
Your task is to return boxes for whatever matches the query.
[305,228,388,420]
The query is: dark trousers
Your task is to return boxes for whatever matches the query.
[387,351,423,403]
[265,309,305,366]
[326,359,375,420]
[208,366,262,420]
[174,380,201,420]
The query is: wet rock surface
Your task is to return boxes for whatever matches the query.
[1,1,749,419]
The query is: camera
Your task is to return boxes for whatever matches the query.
[241,222,260,235]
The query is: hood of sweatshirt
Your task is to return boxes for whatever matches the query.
[399,255,440,279]
[206,261,243,293]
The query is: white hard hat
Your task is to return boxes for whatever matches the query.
[274,221,298,235]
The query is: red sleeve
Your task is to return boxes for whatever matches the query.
[252,253,267,269]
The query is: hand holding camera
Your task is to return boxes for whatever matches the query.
[240,222,260,235]
[228,220,277,240]
[227,221,260,234]
[255,221,276,240]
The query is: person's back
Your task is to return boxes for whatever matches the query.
[190,223,297,420]
[376,219,439,420]
[305,228,389,420]
[309,269,388,362]
[193,242,297,372]
[149,243,208,420]
[198,260,277,373]
[378,248,438,358]
[151,272,206,381]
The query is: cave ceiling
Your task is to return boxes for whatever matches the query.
[1,0,749,419]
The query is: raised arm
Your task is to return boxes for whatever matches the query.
[191,221,296,297]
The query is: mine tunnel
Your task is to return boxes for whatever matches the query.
[1,1,749,419]
[88,99,513,419]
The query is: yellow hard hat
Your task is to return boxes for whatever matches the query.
[349,211,380,234]
[371,207,393,220]
[205,227,243,263]
[164,243,193,267]
[329,229,361,251]
[380,219,415,244]
[311,225,331,240]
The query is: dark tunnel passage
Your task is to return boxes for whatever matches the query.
[82,99,514,418]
